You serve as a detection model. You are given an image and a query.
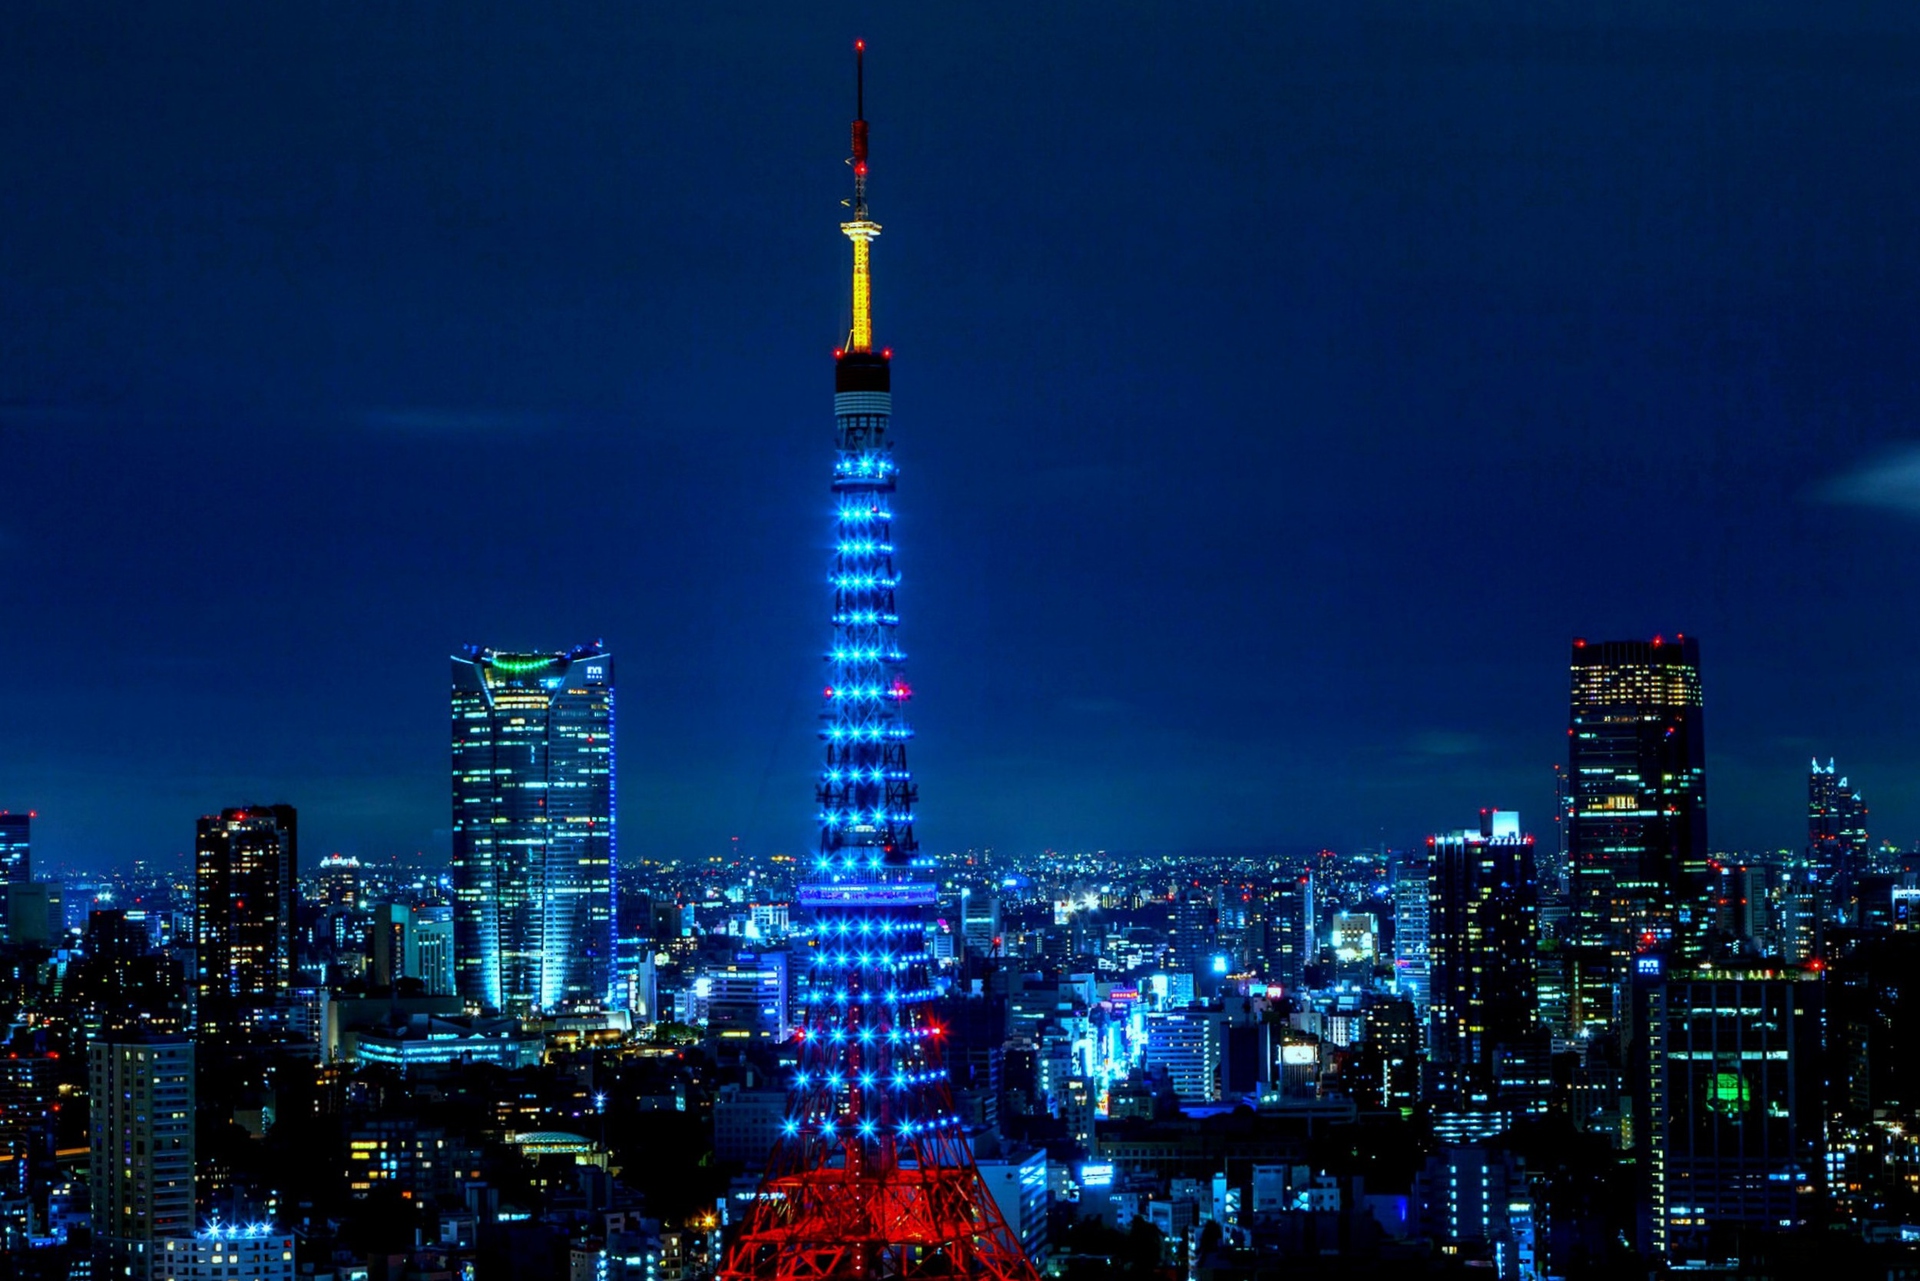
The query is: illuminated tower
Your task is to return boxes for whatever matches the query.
[450,644,614,1015]
[719,46,1038,1281]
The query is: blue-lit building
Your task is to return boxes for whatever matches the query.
[1143,1010,1224,1104]
[351,1014,544,1074]
[450,644,614,1015]
[1412,1146,1533,1280]
[1393,853,1430,1024]
[158,1226,295,1281]
[0,812,27,883]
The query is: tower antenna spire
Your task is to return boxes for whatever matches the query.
[842,39,880,352]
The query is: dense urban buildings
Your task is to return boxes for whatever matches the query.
[0,40,1916,1281]
[450,644,616,1015]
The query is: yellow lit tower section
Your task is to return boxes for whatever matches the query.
[842,39,880,354]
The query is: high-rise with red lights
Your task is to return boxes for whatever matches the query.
[1566,635,1707,1034]
[718,46,1039,1281]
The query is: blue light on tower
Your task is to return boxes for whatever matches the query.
[815,353,916,878]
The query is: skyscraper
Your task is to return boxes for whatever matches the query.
[1426,811,1540,1116]
[450,644,614,1015]
[89,1033,194,1281]
[1807,759,1868,894]
[720,47,1036,1281]
[1260,874,1312,994]
[1567,635,1707,1032]
[0,811,27,883]
[1172,887,1212,979]
[194,805,296,1039]
[1392,855,1431,1023]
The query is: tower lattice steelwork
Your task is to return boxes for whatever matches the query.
[718,45,1039,1281]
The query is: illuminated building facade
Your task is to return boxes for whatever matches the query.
[89,1034,194,1281]
[1426,811,1539,1112]
[1807,759,1868,904]
[719,46,1037,1281]
[193,805,297,1039]
[450,644,614,1014]
[1172,889,1212,978]
[700,953,791,1042]
[1567,636,1707,1032]
[1143,1010,1224,1103]
[0,811,27,883]
[1632,966,1825,1261]
[961,890,1001,959]
[1393,856,1431,1023]
[157,1226,295,1281]
[1259,876,1312,994]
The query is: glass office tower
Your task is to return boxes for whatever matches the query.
[1807,759,1868,899]
[450,644,614,1015]
[1567,635,1707,1033]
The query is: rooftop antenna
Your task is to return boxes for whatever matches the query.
[842,39,880,352]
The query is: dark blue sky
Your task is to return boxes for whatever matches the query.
[5,3,1920,873]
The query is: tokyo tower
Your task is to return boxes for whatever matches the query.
[717,44,1040,1281]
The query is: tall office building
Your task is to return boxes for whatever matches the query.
[89,1034,195,1281]
[1172,888,1212,978]
[369,903,456,996]
[1143,1010,1226,1104]
[194,805,297,1039]
[700,953,790,1043]
[1567,636,1707,1032]
[1392,854,1431,1024]
[0,811,28,883]
[961,890,1002,960]
[1259,875,1312,993]
[1632,965,1824,1261]
[1426,812,1540,1116]
[1807,760,1868,897]
[450,644,615,1015]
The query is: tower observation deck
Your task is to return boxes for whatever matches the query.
[717,44,1040,1281]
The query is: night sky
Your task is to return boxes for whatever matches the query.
[5,4,1920,873]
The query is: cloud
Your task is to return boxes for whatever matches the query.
[1408,730,1485,758]
[1814,445,1920,516]
[359,407,558,435]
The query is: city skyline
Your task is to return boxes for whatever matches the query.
[5,15,1919,1279]
[7,6,1920,873]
